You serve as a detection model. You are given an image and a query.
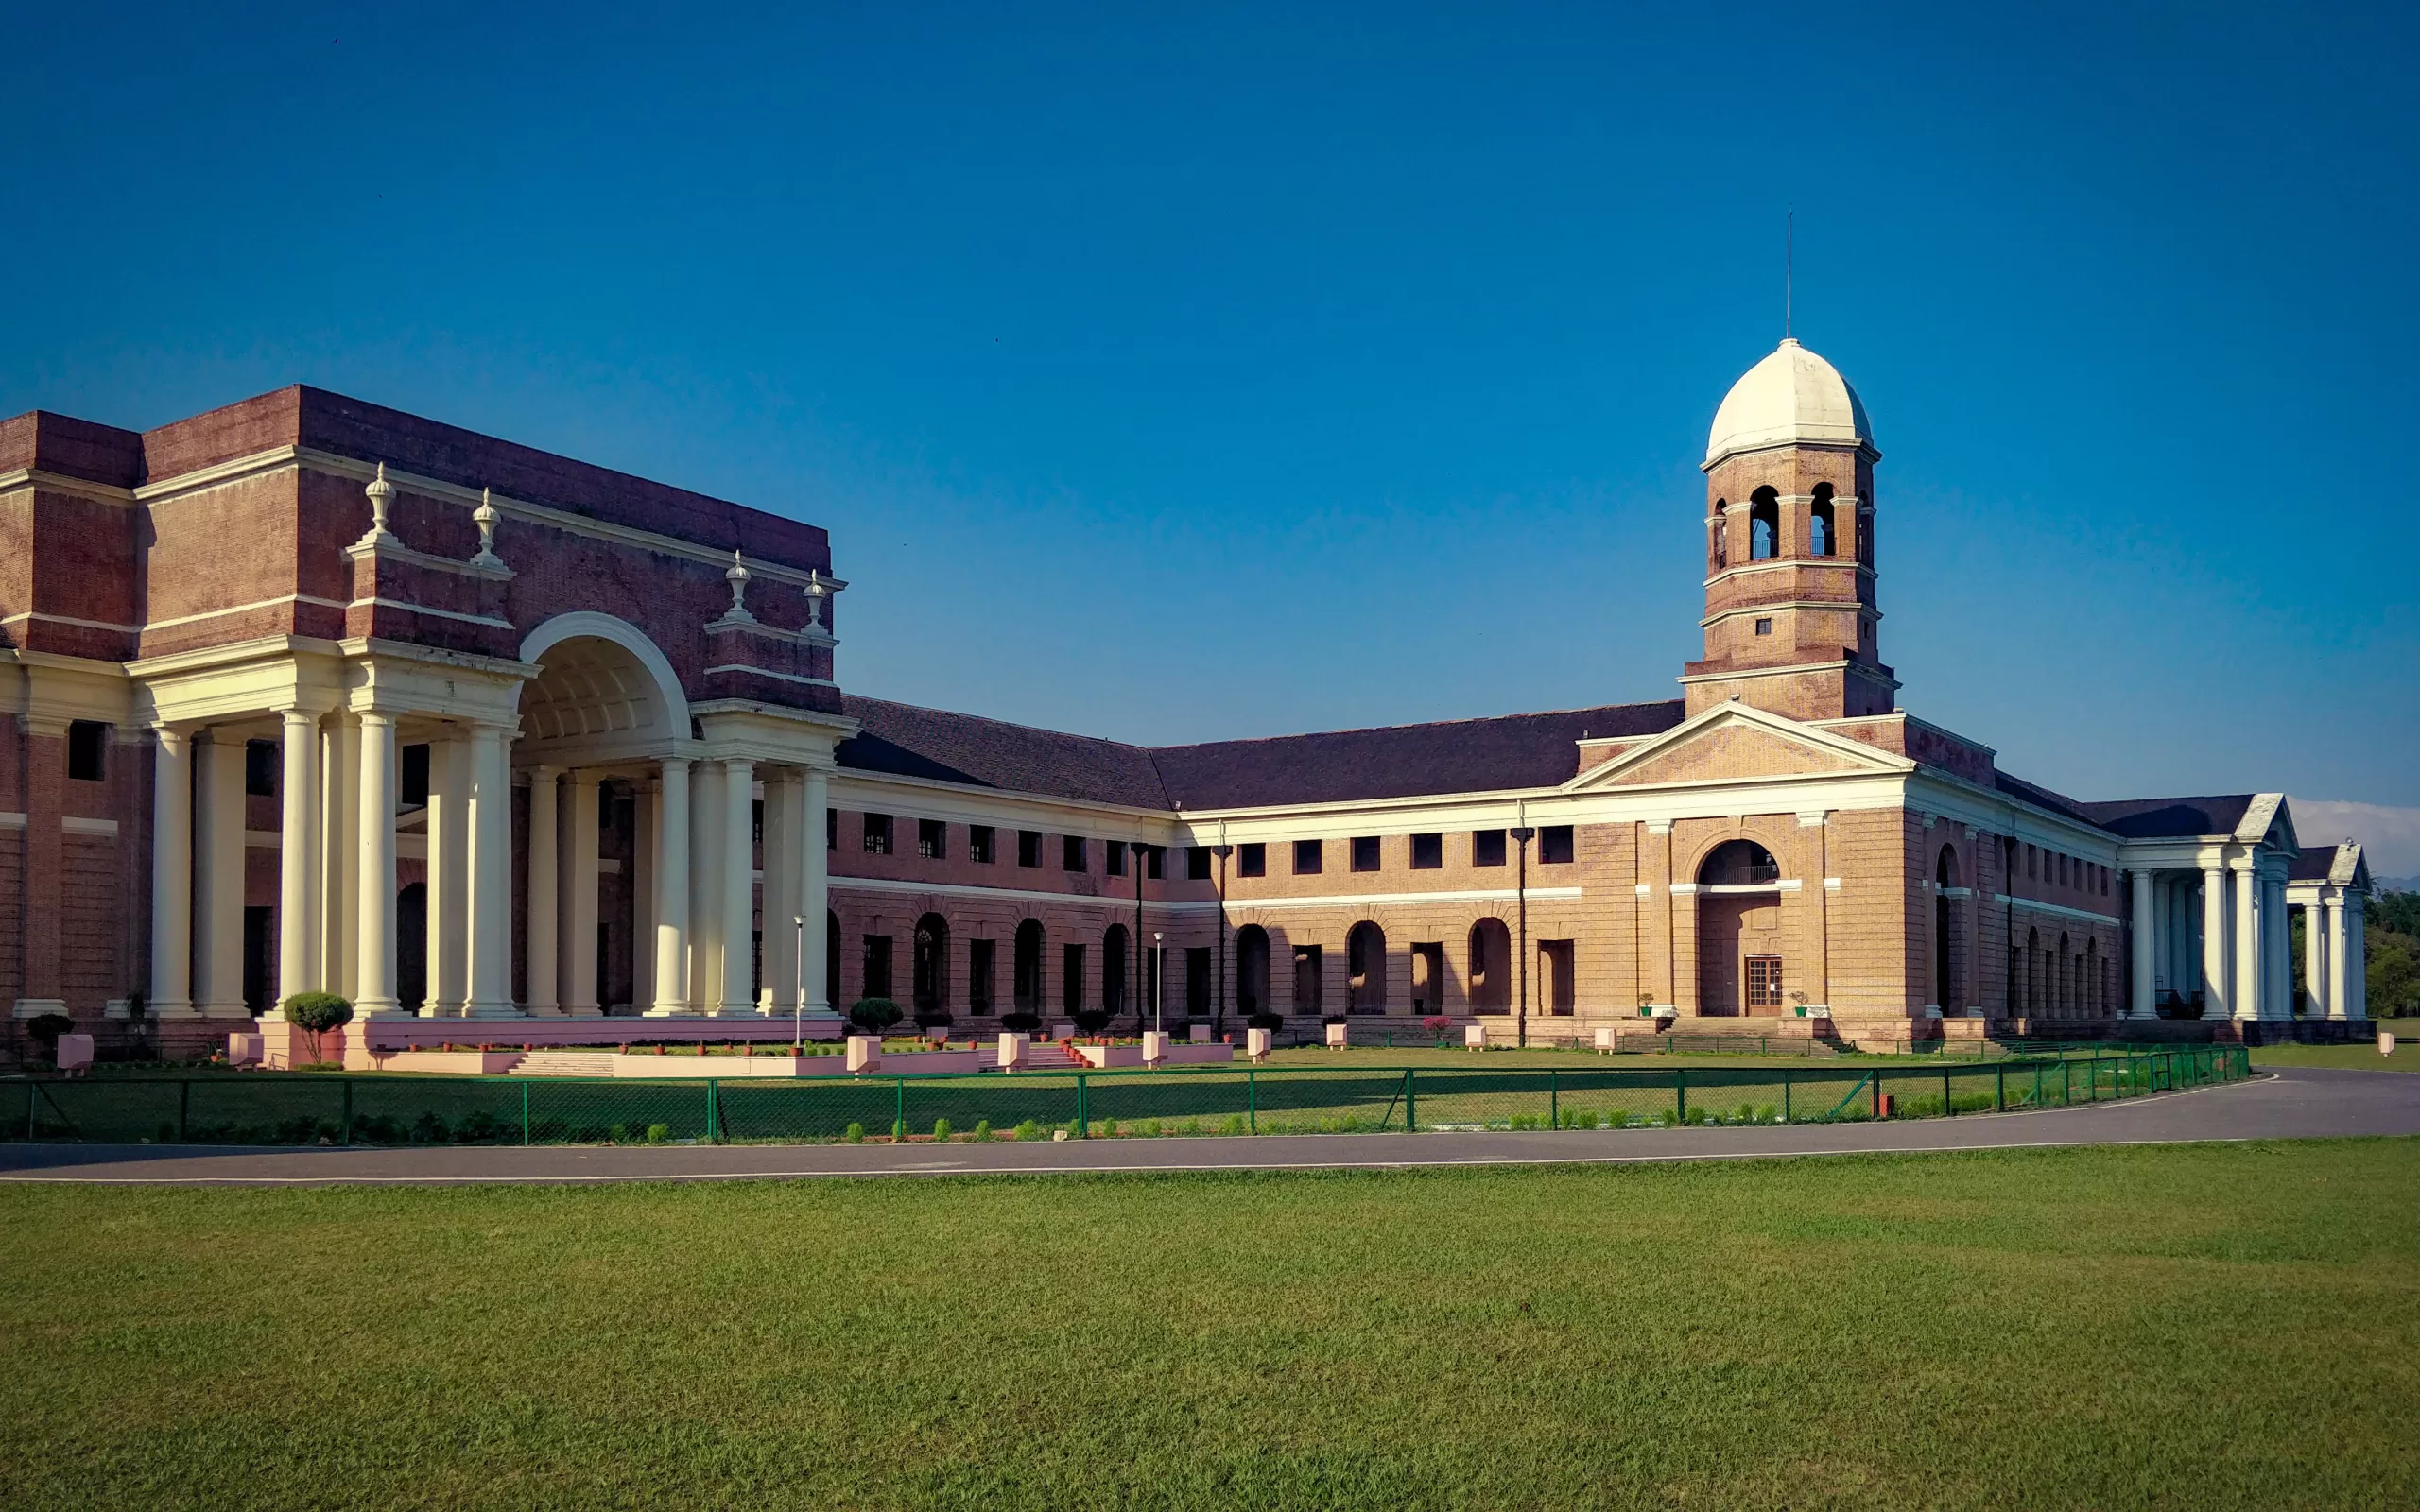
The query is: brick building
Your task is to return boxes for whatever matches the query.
[0,340,2373,1056]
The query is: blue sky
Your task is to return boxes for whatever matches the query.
[8,3,2415,860]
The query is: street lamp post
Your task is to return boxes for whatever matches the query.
[1153,930,1164,1035]
[792,913,806,1052]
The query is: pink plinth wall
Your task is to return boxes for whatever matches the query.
[1159,1043,1235,1066]
[1072,1043,1147,1068]
[345,1015,848,1052]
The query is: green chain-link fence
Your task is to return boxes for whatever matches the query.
[5,1046,2249,1147]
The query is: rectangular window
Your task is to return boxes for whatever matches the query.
[1293,838,1322,875]
[1145,845,1165,880]
[1473,829,1508,867]
[1350,836,1381,873]
[1017,829,1042,868]
[1107,840,1127,877]
[245,739,278,797]
[1746,954,1785,1009]
[1186,846,1213,881]
[2026,844,2036,880]
[1238,842,1266,877]
[969,939,995,1012]
[1539,825,1574,865]
[1063,944,1085,1012]
[827,807,838,850]
[66,721,109,782]
[1541,938,1576,1014]
[863,813,892,854]
[1063,834,1087,872]
[1185,947,1211,1015]
[918,818,946,860]
[1410,833,1443,870]
[401,744,431,807]
[1754,617,1773,636]
[863,935,894,1000]
[969,825,995,864]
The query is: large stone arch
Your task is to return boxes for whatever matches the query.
[515,611,691,755]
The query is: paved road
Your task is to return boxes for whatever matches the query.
[1,1067,2411,1187]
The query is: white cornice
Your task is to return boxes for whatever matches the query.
[0,468,138,506]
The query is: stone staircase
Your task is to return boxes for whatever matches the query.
[1006,1041,1086,1072]
[511,1051,620,1078]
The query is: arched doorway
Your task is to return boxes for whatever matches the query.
[1236,925,1270,1018]
[1696,839,1783,1016]
[912,913,949,1015]
[825,910,840,1008]
[397,883,428,1012]
[1347,921,1387,1015]
[1934,845,1958,1009]
[1468,918,1510,1014]
[1012,919,1046,1013]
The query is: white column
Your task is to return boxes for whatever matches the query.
[648,757,692,1015]
[424,735,468,1016]
[194,730,249,1019]
[762,773,797,1015]
[2201,862,2230,1021]
[803,765,831,1015]
[2262,873,2291,1021]
[321,715,359,1003]
[148,729,195,1019]
[689,759,726,1010]
[355,713,401,1015]
[2130,868,2156,1019]
[464,724,516,1018]
[564,771,601,1016]
[2346,901,2367,1020]
[2232,856,2260,1022]
[525,766,561,1015]
[719,758,755,1015]
[2301,901,2325,1018]
[632,779,656,1007]
[275,710,321,1005]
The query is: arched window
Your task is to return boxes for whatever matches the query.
[1012,919,1046,1012]
[1236,925,1270,1017]
[1103,924,1129,1015]
[1469,918,1512,1013]
[1698,839,1780,886]
[1750,488,1780,561]
[1347,921,1388,1015]
[1711,503,1729,571]
[1809,483,1835,558]
[912,913,950,1014]
[1934,844,1958,1009]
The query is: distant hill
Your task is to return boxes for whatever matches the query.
[2377,876,2420,894]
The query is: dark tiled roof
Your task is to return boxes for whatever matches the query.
[2289,846,2340,882]
[838,697,1171,810]
[835,696,1690,811]
[1993,771,2101,827]
[2078,795,2256,839]
[1152,702,1685,809]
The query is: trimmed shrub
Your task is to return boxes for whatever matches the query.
[25,1013,72,1049]
[973,1120,993,1141]
[1012,1119,1042,1141]
[645,1124,670,1144]
[931,1117,953,1141]
[1421,1015,1452,1035]
[281,991,354,1062]
[848,999,904,1035]
[912,1008,954,1032]
[844,1122,866,1143]
[1246,1012,1284,1033]
[1071,1008,1112,1036]
[999,1012,1042,1034]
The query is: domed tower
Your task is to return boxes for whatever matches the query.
[1683,338,1896,721]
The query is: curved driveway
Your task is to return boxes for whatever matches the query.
[1,1066,2412,1186]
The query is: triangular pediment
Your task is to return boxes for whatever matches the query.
[1567,702,1911,791]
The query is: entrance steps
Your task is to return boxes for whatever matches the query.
[1006,1042,1086,1072]
[511,1052,620,1078]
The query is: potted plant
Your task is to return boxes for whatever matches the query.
[24,1012,72,1067]
[280,991,354,1066]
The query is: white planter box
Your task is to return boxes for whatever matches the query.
[1142,1031,1170,1064]
[1246,1027,1273,1062]
[55,1033,94,1073]
[998,1032,1032,1070]
[1072,1042,1146,1068]
[227,1033,265,1066]
[1463,1023,1488,1051]
[1324,1022,1349,1049]
[846,1036,882,1074]
[2383,1032,2397,1057]
[1594,1025,1619,1054]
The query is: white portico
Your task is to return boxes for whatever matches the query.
[2112,794,2306,1022]
[2287,840,2372,1022]
[134,610,853,1031]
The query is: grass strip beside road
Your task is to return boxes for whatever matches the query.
[3,1139,2415,1510]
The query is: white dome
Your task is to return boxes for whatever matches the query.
[1704,338,1875,467]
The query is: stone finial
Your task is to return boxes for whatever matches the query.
[723,549,757,623]
[804,568,830,629]
[470,488,506,570]
[353,462,402,550]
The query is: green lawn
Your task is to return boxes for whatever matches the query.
[5,1141,2416,1510]
[2252,1040,2420,1073]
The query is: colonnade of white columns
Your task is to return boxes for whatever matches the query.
[2125,855,2365,1022]
[147,706,836,1024]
